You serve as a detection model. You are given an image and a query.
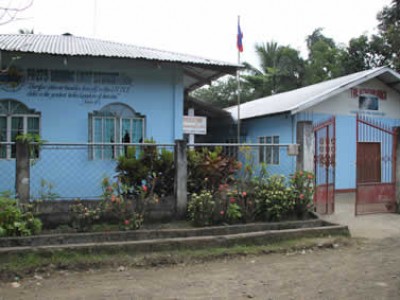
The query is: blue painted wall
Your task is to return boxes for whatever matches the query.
[242,109,400,191]
[0,54,184,199]
[241,113,296,178]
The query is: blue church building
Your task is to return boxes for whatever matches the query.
[0,34,238,199]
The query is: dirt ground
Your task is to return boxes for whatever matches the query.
[2,195,400,300]
[0,236,399,300]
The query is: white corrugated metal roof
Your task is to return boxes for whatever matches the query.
[0,34,237,66]
[226,67,400,120]
[0,34,240,91]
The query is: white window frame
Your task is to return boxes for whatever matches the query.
[89,103,145,160]
[259,135,280,165]
[0,100,40,160]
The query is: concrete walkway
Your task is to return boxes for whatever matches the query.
[320,193,400,239]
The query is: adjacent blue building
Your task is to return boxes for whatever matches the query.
[226,67,400,193]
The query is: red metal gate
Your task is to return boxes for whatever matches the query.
[313,117,335,214]
[356,114,397,215]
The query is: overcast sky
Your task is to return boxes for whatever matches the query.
[0,0,392,68]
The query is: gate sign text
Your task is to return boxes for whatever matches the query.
[183,116,207,135]
[350,88,387,100]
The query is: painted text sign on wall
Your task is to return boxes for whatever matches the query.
[350,88,387,100]
[1,68,133,103]
[183,116,207,135]
[26,83,130,102]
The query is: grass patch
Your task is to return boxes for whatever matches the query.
[0,236,353,282]
[41,220,193,234]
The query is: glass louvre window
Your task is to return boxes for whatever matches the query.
[272,136,279,165]
[11,117,23,158]
[90,103,145,160]
[93,117,116,160]
[27,117,40,158]
[259,136,265,163]
[121,118,143,143]
[259,135,280,165]
[0,117,6,158]
[0,100,40,159]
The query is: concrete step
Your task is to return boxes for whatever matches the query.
[0,219,332,248]
[0,224,349,255]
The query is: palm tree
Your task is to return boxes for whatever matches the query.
[243,41,304,97]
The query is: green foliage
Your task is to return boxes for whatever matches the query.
[226,190,255,223]
[186,143,315,226]
[116,139,174,198]
[187,190,215,227]
[340,35,376,74]
[69,199,101,232]
[187,147,240,195]
[254,175,294,221]
[187,169,316,227]
[15,133,45,163]
[304,28,345,85]
[191,76,255,108]
[226,202,242,224]
[289,171,314,218]
[193,11,400,109]
[36,179,59,201]
[0,197,42,237]
[246,41,305,95]
[100,176,157,230]
[375,0,400,71]
[192,41,305,107]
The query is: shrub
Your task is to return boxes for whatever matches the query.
[116,139,174,198]
[226,201,242,224]
[0,197,42,237]
[221,189,254,223]
[100,177,157,230]
[187,190,215,227]
[187,147,240,194]
[69,200,101,232]
[36,179,59,201]
[254,175,294,221]
[290,171,314,218]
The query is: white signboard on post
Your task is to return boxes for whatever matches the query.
[183,116,207,135]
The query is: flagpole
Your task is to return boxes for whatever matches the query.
[236,15,241,144]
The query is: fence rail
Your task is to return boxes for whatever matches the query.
[0,141,298,201]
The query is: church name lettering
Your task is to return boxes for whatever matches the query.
[350,88,387,100]
[24,69,132,100]
[27,83,130,100]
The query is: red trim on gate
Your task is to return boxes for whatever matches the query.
[313,117,335,132]
[355,114,397,215]
[335,189,356,194]
[357,117,396,136]
[313,116,336,215]
[355,114,359,216]
[392,128,397,184]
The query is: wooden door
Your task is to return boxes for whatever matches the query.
[357,142,381,183]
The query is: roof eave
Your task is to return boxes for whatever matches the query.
[185,66,238,92]
[291,67,394,115]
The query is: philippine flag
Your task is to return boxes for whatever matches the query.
[237,20,243,52]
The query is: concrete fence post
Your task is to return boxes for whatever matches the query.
[296,121,314,172]
[395,127,400,213]
[174,139,187,218]
[15,140,30,204]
